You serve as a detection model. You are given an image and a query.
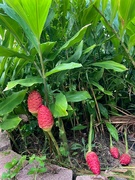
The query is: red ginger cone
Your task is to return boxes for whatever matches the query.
[86,151,100,175]
[38,105,54,132]
[110,147,119,159]
[27,91,42,114]
[120,153,131,165]
[119,128,131,166]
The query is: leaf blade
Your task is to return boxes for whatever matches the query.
[45,62,82,77]
[0,90,27,115]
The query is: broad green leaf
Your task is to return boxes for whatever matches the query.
[0,13,23,45]
[101,0,108,12]
[0,90,27,115]
[106,122,119,142]
[50,93,68,118]
[30,42,56,56]
[118,0,135,28]
[91,61,127,72]
[81,1,100,26]
[45,62,82,77]
[65,91,91,102]
[5,0,52,40]
[118,0,135,36]
[128,34,135,50]
[4,77,43,91]
[110,0,118,23]
[0,116,21,130]
[0,3,39,51]
[98,103,108,119]
[0,46,33,60]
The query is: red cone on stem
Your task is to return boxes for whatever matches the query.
[37,105,54,132]
[86,151,100,175]
[110,147,119,159]
[27,91,42,114]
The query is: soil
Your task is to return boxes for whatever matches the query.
[11,115,135,180]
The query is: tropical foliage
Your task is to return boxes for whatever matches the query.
[0,0,135,175]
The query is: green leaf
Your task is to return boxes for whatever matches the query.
[93,68,104,82]
[66,40,83,63]
[91,81,104,92]
[118,0,135,28]
[98,103,108,119]
[37,167,47,174]
[65,91,91,102]
[110,0,118,23]
[27,167,37,175]
[31,42,56,56]
[101,0,108,12]
[60,24,90,51]
[52,24,91,59]
[128,33,135,50]
[0,46,33,60]
[91,61,128,72]
[5,0,52,40]
[4,159,18,169]
[0,3,39,51]
[71,124,87,131]
[4,77,43,91]
[106,122,119,142]
[45,62,82,77]
[0,116,21,130]
[0,13,23,45]
[83,44,96,54]
[50,93,68,118]
[0,90,27,115]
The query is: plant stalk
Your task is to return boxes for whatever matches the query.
[47,130,62,161]
[88,114,93,152]
[124,127,129,153]
[38,48,49,106]
[110,134,113,148]
[58,118,69,155]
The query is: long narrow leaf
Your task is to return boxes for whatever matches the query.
[91,61,127,72]
[0,46,33,60]
[45,62,82,77]
[0,13,23,45]
[4,77,43,91]
[52,24,91,59]
[0,90,27,115]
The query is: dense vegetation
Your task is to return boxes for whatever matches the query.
[0,0,135,178]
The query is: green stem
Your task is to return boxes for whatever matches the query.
[88,114,93,152]
[58,118,69,154]
[124,127,129,153]
[38,48,49,106]
[47,130,62,160]
[110,134,113,148]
